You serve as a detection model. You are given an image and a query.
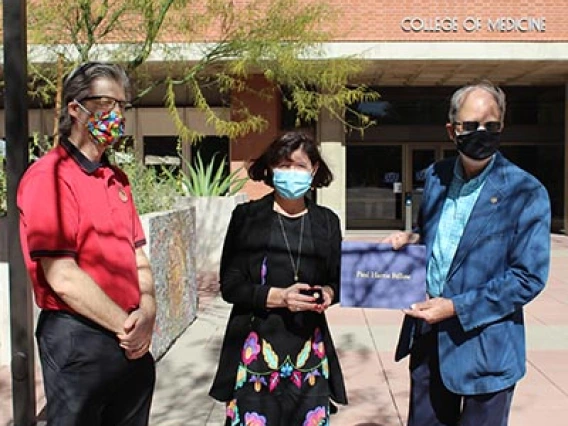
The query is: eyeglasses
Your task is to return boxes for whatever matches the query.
[453,121,502,133]
[79,95,132,112]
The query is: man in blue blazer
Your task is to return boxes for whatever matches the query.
[385,82,551,426]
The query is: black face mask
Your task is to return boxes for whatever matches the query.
[455,130,501,160]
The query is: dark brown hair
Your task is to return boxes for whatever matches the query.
[248,131,333,188]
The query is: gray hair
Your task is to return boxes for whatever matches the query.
[448,81,506,124]
[59,62,131,139]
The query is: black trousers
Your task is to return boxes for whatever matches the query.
[36,310,156,426]
[408,328,514,426]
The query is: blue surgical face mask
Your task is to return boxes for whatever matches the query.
[272,169,313,199]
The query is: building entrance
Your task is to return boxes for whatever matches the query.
[346,144,402,229]
[346,143,455,230]
[407,145,457,228]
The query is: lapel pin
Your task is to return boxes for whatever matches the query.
[490,196,498,204]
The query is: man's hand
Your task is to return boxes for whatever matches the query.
[383,231,420,250]
[118,308,155,359]
[120,247,156,359]
[403,297,456,324]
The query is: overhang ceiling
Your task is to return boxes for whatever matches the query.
[138,59,568,87]
[356,60,568,86]
[3,42,568,88]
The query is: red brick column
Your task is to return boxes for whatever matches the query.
[230,75,281,200]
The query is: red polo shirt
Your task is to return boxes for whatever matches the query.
[17,139,146,313]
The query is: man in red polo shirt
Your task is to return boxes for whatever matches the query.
[18,62,156,425]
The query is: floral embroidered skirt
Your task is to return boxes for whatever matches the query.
[225,324,331,426]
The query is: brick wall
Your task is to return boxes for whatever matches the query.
[230,75,281,201]
[187,0,568,43]
[213,1,568,43]
[17,1,566,44]
[321,0,567,42]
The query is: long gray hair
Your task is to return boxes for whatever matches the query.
[448,81,506,124]
[59,62,131,139]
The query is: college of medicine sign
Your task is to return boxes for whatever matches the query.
[401,17,546,33]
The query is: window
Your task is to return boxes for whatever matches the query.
[506,86,564,126]
[348,86,453,126]
[500,144,564,232]
[143,136,180,167]
[189,136,230,176]
[346,145,403,229]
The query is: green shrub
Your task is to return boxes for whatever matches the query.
[0,138,244,216]
[165,152,248,197]
[0,133,50,217]
[0,142,177,217]
[112,151,178,215]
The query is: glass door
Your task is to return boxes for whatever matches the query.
[346,145,403,229]
[346,143,455,230]
[406,144,455,228]
[409,148,437,227]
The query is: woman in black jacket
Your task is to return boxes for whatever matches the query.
[209,131,347,425]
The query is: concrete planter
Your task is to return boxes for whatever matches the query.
[0,217,10,365]
[1,208,199,366]
[174,194,248,275]
[0,216,7,262]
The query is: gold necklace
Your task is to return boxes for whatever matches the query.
[277,213,305,282]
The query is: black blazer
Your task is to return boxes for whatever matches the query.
[209,192,348,404]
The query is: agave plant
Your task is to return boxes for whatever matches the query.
[167,152,248,197]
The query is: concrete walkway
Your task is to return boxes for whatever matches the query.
[2,235,568,425]
[149,234,568,425]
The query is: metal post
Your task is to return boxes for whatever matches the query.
[405,192,412,232]
[3,1,36,425]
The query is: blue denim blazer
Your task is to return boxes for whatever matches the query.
[395,152,551,395]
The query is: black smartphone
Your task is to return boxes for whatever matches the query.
[300,287,324,304]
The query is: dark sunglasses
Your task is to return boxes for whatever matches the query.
[78,95,131,111]
[453,121,502,133]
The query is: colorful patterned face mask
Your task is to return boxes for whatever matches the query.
[86,109,126,147]
[76,101,125,147]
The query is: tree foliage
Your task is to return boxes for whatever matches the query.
[25,0,378,142]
